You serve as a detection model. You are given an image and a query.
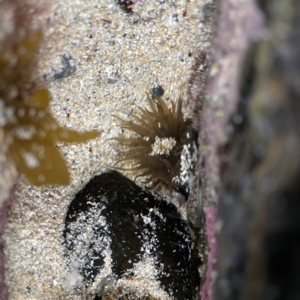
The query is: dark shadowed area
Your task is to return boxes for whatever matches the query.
[213,0,300,299]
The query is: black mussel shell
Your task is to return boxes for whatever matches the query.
[64,171,200,299]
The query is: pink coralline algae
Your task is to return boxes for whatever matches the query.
[201,206,217,300]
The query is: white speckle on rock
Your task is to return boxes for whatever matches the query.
[64,261,84,291]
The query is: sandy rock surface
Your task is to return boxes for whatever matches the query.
[2,0,212,298]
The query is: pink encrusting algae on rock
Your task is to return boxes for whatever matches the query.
[201,206,217,300]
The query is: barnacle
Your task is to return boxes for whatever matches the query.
[111,93,197,192]
[0,31,100,186]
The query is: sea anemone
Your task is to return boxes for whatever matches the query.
[111,92,197,194]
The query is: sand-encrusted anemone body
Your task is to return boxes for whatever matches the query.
[112,93,196,192]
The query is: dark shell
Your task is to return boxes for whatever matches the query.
[64,171,200,299]
[152,86,165,97]
[117,0,134,14]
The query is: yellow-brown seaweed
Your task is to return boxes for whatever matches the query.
[1,32,100,186]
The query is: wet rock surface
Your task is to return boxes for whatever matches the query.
[214,0,300,299]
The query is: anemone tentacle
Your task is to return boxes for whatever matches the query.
[112,92,195,191]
